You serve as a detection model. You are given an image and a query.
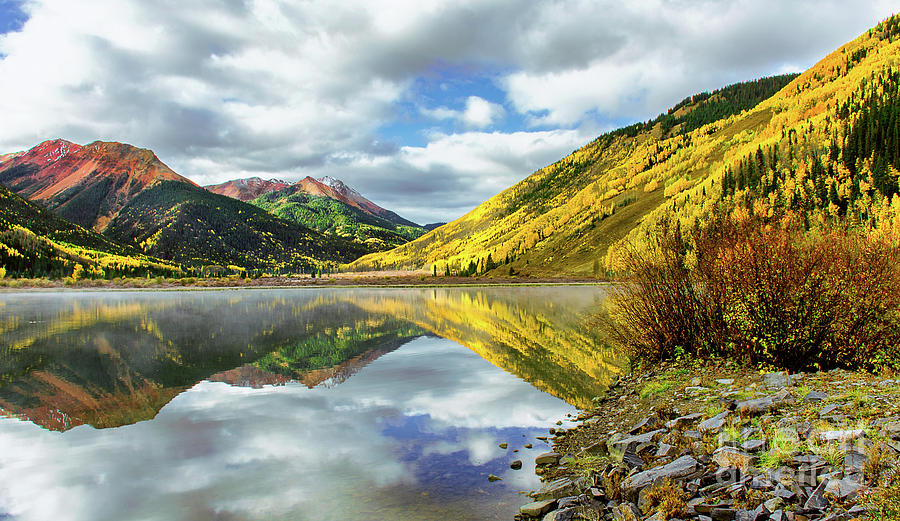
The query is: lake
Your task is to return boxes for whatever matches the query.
[0,286,622,521]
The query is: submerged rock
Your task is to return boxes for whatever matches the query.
[520,499,557,517]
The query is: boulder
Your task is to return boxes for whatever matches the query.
[510,460,523,470]
[666,412,704,430]
[717,379,735,385]
[713,447,758,472]
[803,391,828,402]
[824,478,863,500]
[536,452,562,465]
[816,429,864,443]
[741,439,766,453]
[699,412,730,434]
[818,403,841,417]
[655,443,676,458]
[712,508,738,521]
[534,478,581,501]
[764,372,790,389]
[804,480,829,510]
[609,429,666,456]
[521,499,557,517]
[621,455,701,497]
[542,507,577,521]
[612,502,641,521]
[736,397,776,415]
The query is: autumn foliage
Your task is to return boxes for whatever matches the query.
[608,212,900,372]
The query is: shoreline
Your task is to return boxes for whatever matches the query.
[0,275,608,291]
[515,361,900,521]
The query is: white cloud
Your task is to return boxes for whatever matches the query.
[461,95,505,128]
[0,0,896,222]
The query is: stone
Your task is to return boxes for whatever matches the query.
[609,429,665,457]
[700,412,730,434]
[844,450,866,473]
[535,478,581,501]
[499,442,508,449]
[511,460,523,470]
[882,421,900,438]
[804,481,829,510]
[588,487,605,501]
[713,447,758,472]
[656,443,676,458]
[580,441,608,457]
[715,466,741,484]
[666,413,704,430]
[764,372,790,389]
[750,477,774,490]
[824,478,862,500]
[741,439,767,453]
[488,474,502,482]
[773,487,796,501]
[536,452,562,465]
[770,510,786,521]
[543,507,577,521]
[712,508,738,521]
[803,391,828,402]
[683,430,703,440]
[736,397,776,416]
[818,404,841,417]
[629,416,657,434]
[621,455,701,497]
[816,429,864,443]
[644,511,666,521]
[736,505,770,521]
[622,451,645,470]
[521,499,557,517]
[613,502,641,521]
[717,379,735,385]
[772,389,795,404]
[793,454,825,468]
[764,498,783,512]
[525,443,533,449]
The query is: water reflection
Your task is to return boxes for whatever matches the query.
[0,287,623,521]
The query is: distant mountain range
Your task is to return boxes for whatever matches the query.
[352,15,900,276]
[0,139,421,274]
[206,175,426,250]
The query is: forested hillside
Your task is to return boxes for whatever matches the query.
[106,181,369,272]
[250,186,425,252]
[0,184,182,278]
[350,16,900,276]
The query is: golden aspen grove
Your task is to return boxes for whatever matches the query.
[350,16,900,278]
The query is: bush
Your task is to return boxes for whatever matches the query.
[608,212,900,372]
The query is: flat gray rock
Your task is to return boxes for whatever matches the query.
[741,439,766,453]
[699,412,729,434]
[666,413,703,430]
[713,447,757,471]
[612,502,641,521]
[621,455,701,496]
[535,452,561,465]
[736,397,775,415]
[608,429,665,455]
[534,478,580,501]
[520,499,557,517]
[764,372,789,389]
[825,477,863,500]
[803,391,828,402]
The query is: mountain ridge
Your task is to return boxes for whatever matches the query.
[350,15,900,276]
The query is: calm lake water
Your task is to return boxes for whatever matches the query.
[0,286,622,521]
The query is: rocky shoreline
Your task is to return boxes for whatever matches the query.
[515,362,900,521]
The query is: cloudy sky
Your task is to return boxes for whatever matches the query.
[0,1,896,224]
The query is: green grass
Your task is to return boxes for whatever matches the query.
[641,380,676,398]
